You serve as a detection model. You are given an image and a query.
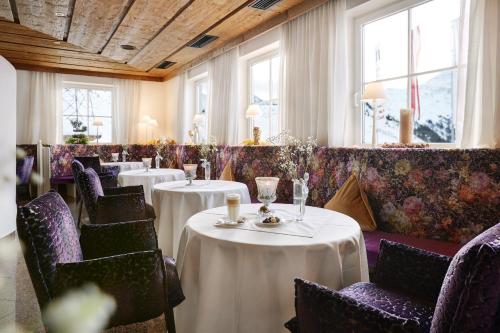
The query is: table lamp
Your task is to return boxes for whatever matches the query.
[245,104,261,145]
[361,82,386,146]
[92,117,103,143]
[193,113,205,144]
[140,115,158,143]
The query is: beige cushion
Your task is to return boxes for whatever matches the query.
[219,160,235,181]
[324,174,377,231]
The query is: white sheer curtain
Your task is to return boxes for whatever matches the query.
[16,70,62,144]
[112,79,141,144]
[457,0,500,148]
[207,48,239,144]
[280,0,349,146]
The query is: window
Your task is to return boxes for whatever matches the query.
[248,52,280,140]
[194,78,208,142]
[359,0,462,144]
[62,85,113,143]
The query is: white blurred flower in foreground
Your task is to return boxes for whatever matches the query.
[44,284,116,333]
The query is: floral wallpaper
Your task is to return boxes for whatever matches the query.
[46,144,500,243]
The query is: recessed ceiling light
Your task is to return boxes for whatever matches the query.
[120,44,136,51]
[55,12,66,17]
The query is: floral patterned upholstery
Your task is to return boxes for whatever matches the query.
[286,228,500,333]
[430,223,500,333]
[48,144,500,243]
[76,167,104,223]
[17,191,183,331]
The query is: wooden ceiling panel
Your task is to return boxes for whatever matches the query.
[67,0,131,53]
[16,0,71,40]
[0,0,13,21]
[128,0,253,71]
[101,0,191,64]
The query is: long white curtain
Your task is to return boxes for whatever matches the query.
[16,70,62,144]
[207,48,239,144]
[112,79,141,144]
[280,0,349,146]
[457,0,500,148]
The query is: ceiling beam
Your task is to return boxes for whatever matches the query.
[162,0,329,81]
[67,0,131,53]
[101,0,193,64]
[128,0,253,71]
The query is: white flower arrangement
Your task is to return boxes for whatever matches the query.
[198,136,218,161]
[269,131,318,181]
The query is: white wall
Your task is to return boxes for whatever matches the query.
[0,56,17,237]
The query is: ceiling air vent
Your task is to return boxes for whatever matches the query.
[249,0,282,10]
[157,60,176,69]
[188,34,219,48]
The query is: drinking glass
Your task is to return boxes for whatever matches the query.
[226,193,241,222]
[183,164,197,185]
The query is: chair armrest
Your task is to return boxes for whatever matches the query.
[374,240,452,303]
[103,185,144,196]
[95,193,148,224]
[80,219,158,260]
[54,250,168,328]
[288,278,421,333]
[101,165,120,177]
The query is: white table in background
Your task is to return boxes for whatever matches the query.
[152,180,251,257]
[118,168,185,204]
[102,161,144,172]
[176,203,369,333]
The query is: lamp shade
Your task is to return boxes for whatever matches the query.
[92,117,104,126]
[193,113,205,125]
[361,82,386,101]
[245,104,261,118]
[150,119,158,127]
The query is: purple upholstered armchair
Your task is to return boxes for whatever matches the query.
[17,191,184,332]
[16,155,34,204]
[73,156,119,188]
[285,223,500,333]
[74,165,155,224]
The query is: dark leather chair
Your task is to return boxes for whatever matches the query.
[17,191,184,332]
[74,165,155,225]
[285,223,500,333]
[16,155,34,204]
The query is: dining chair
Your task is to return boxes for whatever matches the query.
[285,223,500,333]
[17,190,184,332]
[75,166,155,224]
[16,155,34,204]
[71,160,120,226]
[74,156,119,187]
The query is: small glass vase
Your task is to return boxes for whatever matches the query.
[293,173,309,221]
[203,161,211,180]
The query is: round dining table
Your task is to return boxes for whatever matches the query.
[152,180,251,257]
[101,161,144,172]
[175,203,369,333]
[118,168,185,204]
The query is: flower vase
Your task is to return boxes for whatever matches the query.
[203,161,211,180]
[293,173,309,221]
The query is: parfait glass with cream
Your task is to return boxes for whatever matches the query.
[255,177,279,219]
[226,193,241,222]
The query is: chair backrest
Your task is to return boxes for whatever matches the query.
[16,156,34,184]
[17,191,83,309]
[431,223,500,333]
[76,168,104,223]
[71,160,84,193]
[74,156,102,174]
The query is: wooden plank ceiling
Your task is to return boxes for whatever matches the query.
[0,0,327,81]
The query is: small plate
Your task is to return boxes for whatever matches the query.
[254,221,281,228]
[214,216,247,228]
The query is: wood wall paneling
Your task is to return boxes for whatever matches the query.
[0,0,13,21]
[16,0,71,40]
[67,0,131,53]
[128,0,253,71]
[101,0,192,64]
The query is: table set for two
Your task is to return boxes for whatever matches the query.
[111,162,369,333]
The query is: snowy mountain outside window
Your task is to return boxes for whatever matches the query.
[249,52,280,141]
[361,0,462,144]
[62,85,113,143]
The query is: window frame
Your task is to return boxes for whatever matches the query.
[62,81,114,143]
[354,0,459,147]
[246,49,281,141]
[193,76,209,142]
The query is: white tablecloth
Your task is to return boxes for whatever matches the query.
[152,180,251,257]
[118,168,185,204]
[176,204,369,333]
[102,161,144,172]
